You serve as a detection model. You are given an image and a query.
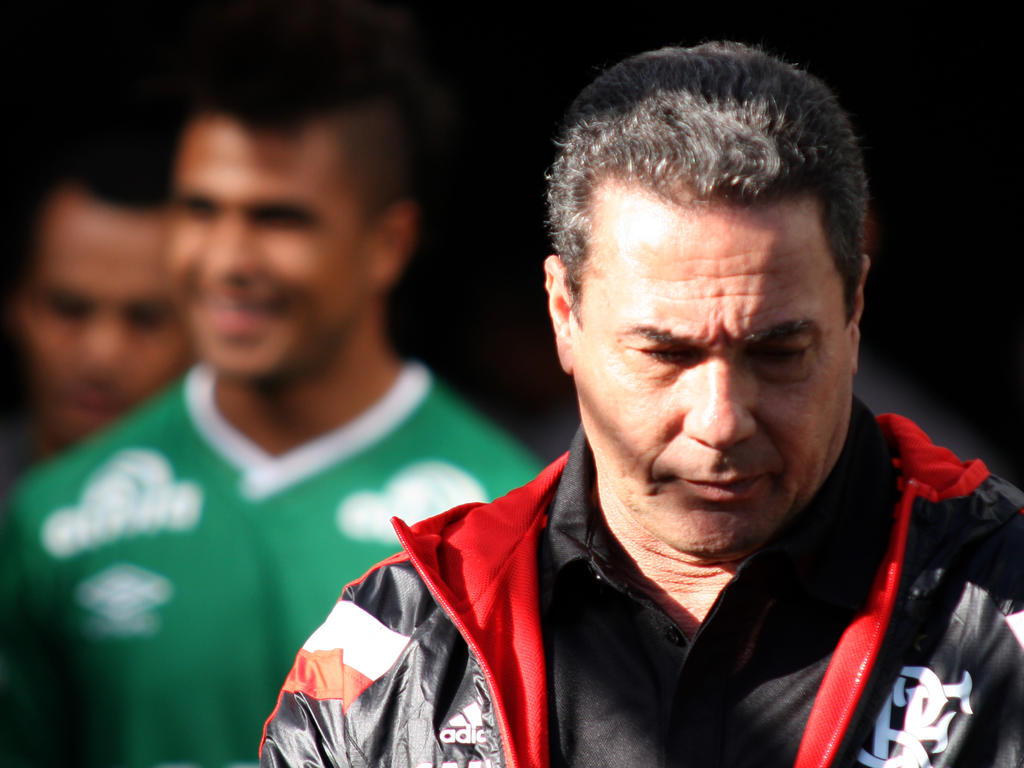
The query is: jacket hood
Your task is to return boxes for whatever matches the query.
[877,413,990,501]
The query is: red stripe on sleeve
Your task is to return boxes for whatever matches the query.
[282,648,375,713]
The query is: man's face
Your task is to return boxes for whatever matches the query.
[168,113,410,385]
[10,184,191,455]
[546,181,865,563]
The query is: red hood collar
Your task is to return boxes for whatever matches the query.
[877,413,990,500]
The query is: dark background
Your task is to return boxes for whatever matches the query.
[4,3,1022,476]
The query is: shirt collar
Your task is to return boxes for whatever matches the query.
[540,398,895,615]
[539,427,628,613]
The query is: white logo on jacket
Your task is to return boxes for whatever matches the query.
[857,665,973,768]
[439,701,489,746]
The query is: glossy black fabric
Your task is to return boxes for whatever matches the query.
[540,400,897,767]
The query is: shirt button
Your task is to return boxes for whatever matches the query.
[665,625,684,645]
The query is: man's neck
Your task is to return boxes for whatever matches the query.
[212,333,403,457]
[601,499,742,638]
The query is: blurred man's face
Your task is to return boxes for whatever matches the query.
[168,113,406,386]
[546,181,865,563]
[10,184,191,456]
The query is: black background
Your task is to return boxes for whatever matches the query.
[5,3,1022,476]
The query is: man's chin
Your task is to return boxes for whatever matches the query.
[203,347,293,388]
[656,499,796,563]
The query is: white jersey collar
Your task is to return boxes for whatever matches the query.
[184,362,432,500]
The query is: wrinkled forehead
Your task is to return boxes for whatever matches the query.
[576,184,848,345]
[582,180,833,280]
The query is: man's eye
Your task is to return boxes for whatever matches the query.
[646,348,702,366]
[46,293,91,321]
[251,206,314,228]
[176,197,216,219]
[749,346,811,379]
[752,346,805,360]
[125,303,172,331]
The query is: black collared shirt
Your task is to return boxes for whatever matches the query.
[540,400,896,767]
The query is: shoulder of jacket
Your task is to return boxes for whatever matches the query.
[276,559,449,712]
[901,473,1024,610]
[344,557,442,638]
[959,478,1024,601]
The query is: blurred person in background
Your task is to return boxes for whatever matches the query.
[0,1,538,766]
[1,130,192,503]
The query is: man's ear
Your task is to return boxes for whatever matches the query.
[544,255,576,375]
[849,254,869,374]
[367,199,421,293]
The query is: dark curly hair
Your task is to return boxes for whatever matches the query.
[181,0,450,212]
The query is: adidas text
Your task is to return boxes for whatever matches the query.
[439,702,489,745]
[439,725,488,745]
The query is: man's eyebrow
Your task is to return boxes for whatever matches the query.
[171,191,209,204]
[626,321,817,345]
[743,320,816,344]
[249,202,317,223]
[628,326,691,344]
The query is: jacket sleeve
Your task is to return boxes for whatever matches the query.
[260,688,353,768]
[260,598,413,768]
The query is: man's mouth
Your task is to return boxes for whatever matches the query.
[64,385,124,420]
[197,294,285,338]
[683,475,766,502]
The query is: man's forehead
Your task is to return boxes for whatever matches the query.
[35,186,165,264]
[584,180,829,272]
[175,113,346,185]
[574,179,845,335]
[27,185,167,291]
[588,177,826,230]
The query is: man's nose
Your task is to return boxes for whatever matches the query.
[681,358,757,450]
[79,315,131,370]
[203,214,261,279]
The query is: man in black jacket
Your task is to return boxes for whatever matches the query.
[261,42,1024,768]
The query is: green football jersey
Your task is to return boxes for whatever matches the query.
[0,363,541,768]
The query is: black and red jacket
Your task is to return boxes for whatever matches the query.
[261,415,1024,768]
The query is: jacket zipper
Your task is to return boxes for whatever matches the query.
[793,479,921,768]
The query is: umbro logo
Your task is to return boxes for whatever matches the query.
[75,563,173,638]
[439,701,489,745]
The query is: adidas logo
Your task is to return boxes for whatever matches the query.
[439,701,488,745]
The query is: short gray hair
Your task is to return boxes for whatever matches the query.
[546,41,868,316]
